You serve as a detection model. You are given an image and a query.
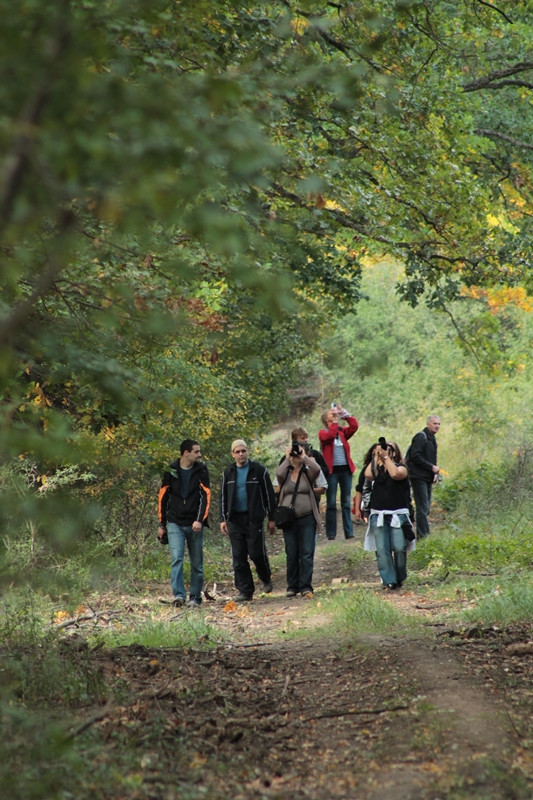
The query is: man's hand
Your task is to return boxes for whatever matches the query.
[267,520,276,535]
[157,524,167,541]
[220,521,228,535]
[192,521,202,532]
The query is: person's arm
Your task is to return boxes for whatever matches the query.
[219,470,229,534]
[318,423,339,445]
[301,454,319,482]
[261,467,278,532]
[314,469,327,497]
[382,454,408,481]
[158,473,170,540]
[194,466,210,531]
[338,406,358,439]
[353,490,364,520]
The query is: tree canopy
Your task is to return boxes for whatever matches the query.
[1,0,532,547]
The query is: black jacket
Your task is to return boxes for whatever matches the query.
[158,459,211,528]
[220,459,277,523]
[371,464,411,511]
[407,428,437,483]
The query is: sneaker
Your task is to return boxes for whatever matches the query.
[386,583,398,591]
[286,589,297,598]
[159,597,185,606]
[262,580,273,593]
[302,591,314,599]
[235,592,253,602]
[188,599,201,608]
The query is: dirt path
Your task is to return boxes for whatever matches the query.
[84,534,532,800]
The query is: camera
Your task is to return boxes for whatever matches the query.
[378,436,387,451]
[331,402,338,409]
[290,441,301,457]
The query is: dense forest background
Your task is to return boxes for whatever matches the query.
[2,3,533,797]
[1,0,533,577]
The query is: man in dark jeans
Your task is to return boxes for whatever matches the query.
[220,439,277,602]
[407,415,441,539]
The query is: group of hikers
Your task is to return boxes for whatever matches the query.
[157,404,441,606]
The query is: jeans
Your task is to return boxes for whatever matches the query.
[410,479,433,539]
[283,513,317,594]
[167,522,204,603]
[227,513,271,596]
[326,468,353,539]
[369,513,408,586]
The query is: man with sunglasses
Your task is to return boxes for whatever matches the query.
[220,439,277,602]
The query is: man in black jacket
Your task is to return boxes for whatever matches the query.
[220,439,276,602]
[158,439,211,607]
[407,415,441,539]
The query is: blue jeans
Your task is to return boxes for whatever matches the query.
[410,479,433,539]
[283,513,317,594]
[326,469,353,539]
[167,522,204,603]
[369,513,408,586]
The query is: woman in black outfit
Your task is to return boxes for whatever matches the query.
[364,440,412,590]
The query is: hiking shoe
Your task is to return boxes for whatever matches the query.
[159,597,185,607]
[262,581,273,594]
[386,583,398,591]
[286,589,297,598]
[235,592,253,602]
[188,599,201,608]
[302,591,314,599]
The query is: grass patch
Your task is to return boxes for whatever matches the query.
[324,586,421,637]
[88,612,225,650]
[447,575,533,627]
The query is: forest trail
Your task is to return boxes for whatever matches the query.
[83,533,532,800]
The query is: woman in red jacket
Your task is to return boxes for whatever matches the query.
[318,402,358,539]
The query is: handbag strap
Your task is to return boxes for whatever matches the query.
[279,467,303,507]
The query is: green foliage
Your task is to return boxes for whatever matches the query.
[327,586,419,635]
[459,578,533,626]
[89,615,223,650]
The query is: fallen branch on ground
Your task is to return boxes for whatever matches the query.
[303,703,409,722]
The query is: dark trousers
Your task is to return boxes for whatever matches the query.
[227,513,271,596]
[283,513,316,594]
[410,478,433,539]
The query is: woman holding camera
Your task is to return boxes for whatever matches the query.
[276,444,322,598]
[363,440,413,590]
[319,401,359,540]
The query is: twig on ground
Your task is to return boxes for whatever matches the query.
[303,703,409,722]
[68,697,114,739]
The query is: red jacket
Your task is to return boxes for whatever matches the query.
[318,415,358,474]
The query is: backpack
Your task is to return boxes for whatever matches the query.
[404,431,427,468]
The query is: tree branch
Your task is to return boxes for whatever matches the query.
[474,0,514,25]
[474,128,533,151]
[0,209,76,346]
[463,62,533,92]
[304,702,409,722]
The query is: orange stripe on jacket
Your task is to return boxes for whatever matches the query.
[158,485,169,523]
[201,483,211,522]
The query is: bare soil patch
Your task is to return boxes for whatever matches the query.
[65,531,533,800]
